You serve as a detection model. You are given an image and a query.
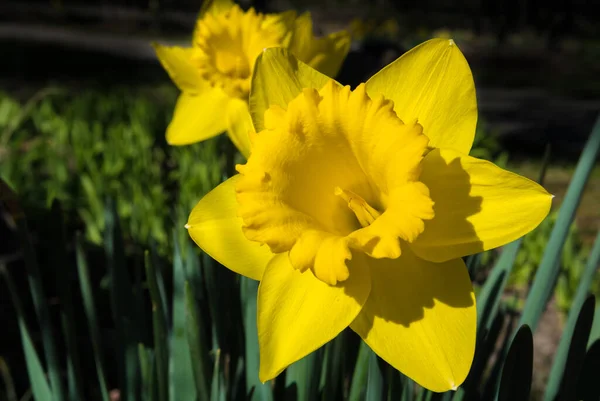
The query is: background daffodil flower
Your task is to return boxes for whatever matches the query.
[185,39,553,392]
[152,0,351,157]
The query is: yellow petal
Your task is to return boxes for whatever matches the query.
[226,98,253,158]
[411,148,553,262]
[258,253,371,381]
[263,10,297,46]
[365,38,477,154]
[152,43,204,93]
[167,90,230,145]
[289,12,351,77]
[249,47,333,133]
[350,248,475,392]
[187,176,274,280]
[309,31,351,77]
[289,229,352,286]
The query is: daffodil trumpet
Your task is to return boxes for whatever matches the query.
[186,38,552,392]
[153,0,350,157]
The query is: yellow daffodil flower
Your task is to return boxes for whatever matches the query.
[185,38,552,392]
[152,0,350,157]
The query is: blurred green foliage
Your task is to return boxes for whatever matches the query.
[512,211,600,315]
[0,88,223,254]
[478,210,600,318]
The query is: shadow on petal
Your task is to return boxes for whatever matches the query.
[356,248,474,330]
[350,248,476,392]
[412,149,484,262]
[412,147,551,264]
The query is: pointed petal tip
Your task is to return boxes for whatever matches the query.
[258,365,277,384]
[165,132,182,146]
[365,37,476,154]
[184,223,191,229]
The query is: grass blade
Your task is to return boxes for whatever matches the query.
[202,254,222,350]
[482,312,516,401]
[150,241,169,327]
[184,241,204,303]
[348,340,370,401]
[285,351,322,401]
[519,115,600,332]
[545,230,600,400]
[1,264,53,401]
[457,310,506,401]
[170,234,197,400]
[230,356,246,401]
[104,199,139,400]
[577,340,600,401]
[240,276,273,401]
[366,350,385,401]
[548,296,595,401]
[75,234,110,401]
[2,176,66,399]
[210,349,225,401]
[498,325,533,401]
[14,212,65,400]
[202,253,240,354]
[465,253,483,278]
[392,370,407,401]
[49,202,84,401]
[138,344,157,401]
[590,306,600,348]
[320,333,345,401]
[477,239,523,335]
[185,280,211,401]
[0,357,18,401]
[145,252,168,401]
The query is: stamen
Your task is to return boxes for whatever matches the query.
[335,187,381,228]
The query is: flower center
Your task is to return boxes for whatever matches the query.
[236,81,434,285]
[192,5,290,98]
[335,187,381,228]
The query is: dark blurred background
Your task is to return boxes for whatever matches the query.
[1,0,599,156]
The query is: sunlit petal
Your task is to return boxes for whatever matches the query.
[411,148,553,262]
[351,248,475,392]
[289,12,351,77]
[153,44,205,93]
[187,176,274,280]
[366,38,477,154]
[167,90,230,145]
[258,253,371,381]
[249,47,333,132]
[226,98,253,158]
